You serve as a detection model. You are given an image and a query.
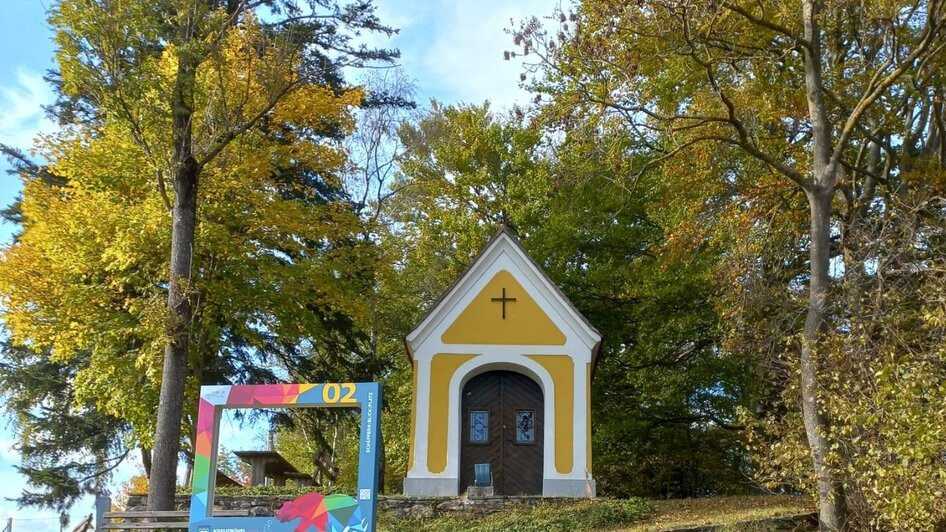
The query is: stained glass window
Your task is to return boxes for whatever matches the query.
[515,410,535,444]
[470,410,489,443]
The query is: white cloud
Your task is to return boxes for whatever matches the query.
[0,69,55,152]
[415,0,557,109]
[356,0,558,110]
[0,436,17,462]
[367,0,424,43]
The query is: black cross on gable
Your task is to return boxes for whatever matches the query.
[490,287,517,319]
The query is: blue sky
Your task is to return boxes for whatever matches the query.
[0,0,557,529]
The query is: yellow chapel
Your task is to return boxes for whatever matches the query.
[403,227,601,497]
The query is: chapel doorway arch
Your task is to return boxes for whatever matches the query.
[459,370,544,495]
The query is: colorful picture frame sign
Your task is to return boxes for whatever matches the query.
[189,383,382,532]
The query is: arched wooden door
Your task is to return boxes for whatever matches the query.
[460,370,544,495]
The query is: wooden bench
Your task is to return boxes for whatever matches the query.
[98,510,250,530]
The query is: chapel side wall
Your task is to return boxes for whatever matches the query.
[404,349,469,497]
[407,359,418,472]
[539,356,596,497]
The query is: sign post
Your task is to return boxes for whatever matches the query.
[188,383,382,532]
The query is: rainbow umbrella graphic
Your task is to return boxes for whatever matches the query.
[276,493,364,532]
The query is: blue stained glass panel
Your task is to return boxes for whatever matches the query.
[515,410,535,443]
[470,410,489,443]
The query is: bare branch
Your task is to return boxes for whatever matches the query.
[829,2,946,172]
[721,1,811,51]
[196,80,299,170]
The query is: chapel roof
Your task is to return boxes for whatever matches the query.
[404,225,602,361]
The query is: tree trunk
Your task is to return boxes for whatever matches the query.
[148,23,200,510]
[800,1,846,528]
[801,190,846,530]
[141,447,152,478]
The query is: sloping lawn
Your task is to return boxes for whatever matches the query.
[378,495,814,531]
[378,496,815,532]
[618,495,815,531]
[169,488,814,531]
[378,498,651,531]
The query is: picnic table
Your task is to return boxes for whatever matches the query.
[234,450,312,486]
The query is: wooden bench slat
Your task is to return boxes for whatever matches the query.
[102,508,251,530]
[105,512,190,518]
[105,510,250,518]
[101,522,190,529]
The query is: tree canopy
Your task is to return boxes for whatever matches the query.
[2,1,946,528]
[516,0,946,527]
[1,0,396,508]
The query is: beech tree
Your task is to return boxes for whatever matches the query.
[520,0,946,527]
[2,0,396,509]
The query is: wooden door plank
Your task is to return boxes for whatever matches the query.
[459,371,504,494]
[501,371,544,496]
[460,370,544,496]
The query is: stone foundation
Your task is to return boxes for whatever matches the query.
[124,494,571,518]
[124,494,297,516]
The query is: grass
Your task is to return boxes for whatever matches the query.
[618,495,815,531]
[377,498,652,532]
[174,484,349,496]
[165,488,814,531]
[377,495,814,532]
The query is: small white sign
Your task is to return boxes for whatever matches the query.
[359,489,371,500]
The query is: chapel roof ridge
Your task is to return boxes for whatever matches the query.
[404,224,602,362]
